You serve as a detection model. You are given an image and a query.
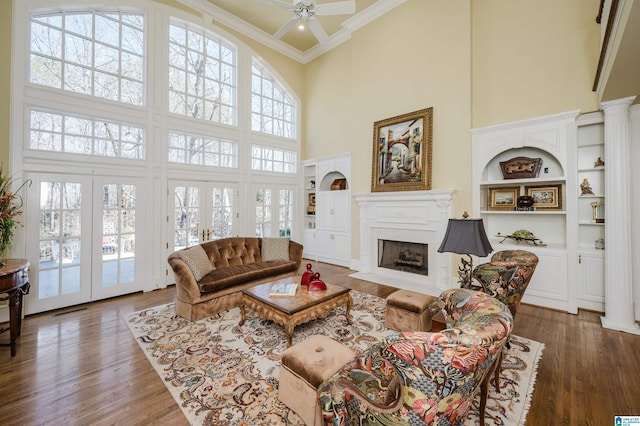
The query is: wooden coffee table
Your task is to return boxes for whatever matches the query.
[239,275,352,347]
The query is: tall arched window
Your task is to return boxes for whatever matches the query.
[15,1,301,314]
[251,59,296,139]
[168,20,236,124]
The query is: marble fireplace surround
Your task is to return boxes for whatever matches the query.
[351,190,455,296]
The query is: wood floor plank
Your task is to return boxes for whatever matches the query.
[0,262,638,425]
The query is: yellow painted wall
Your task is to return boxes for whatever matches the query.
[303,0,601,258]
[304,0,473,257]
[0,0,12,169]
[1,0,603,262]
[471,0,601,127]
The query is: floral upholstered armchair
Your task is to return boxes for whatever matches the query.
[469,249,539,321]
[468,250,538,387]
[317,288,513,426]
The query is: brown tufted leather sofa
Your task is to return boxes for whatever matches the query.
[168,237,303,321]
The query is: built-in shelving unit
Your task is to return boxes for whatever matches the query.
[302,160,317,260]
[303,163,317,229]
[301,153,351,266]
[576,111,605,312]
[472,110,579,314]
[472,104,640,330]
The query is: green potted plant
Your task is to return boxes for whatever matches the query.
[0,166,31,267]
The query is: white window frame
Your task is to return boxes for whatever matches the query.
[29,9,145,105]
[11,0,302,297]
[251,58,296,139]
[168,18,237,125]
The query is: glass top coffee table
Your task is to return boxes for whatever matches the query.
[239,275,352,347]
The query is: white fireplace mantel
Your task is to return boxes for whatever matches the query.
[351,190,456,296]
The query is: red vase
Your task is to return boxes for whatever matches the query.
[301,263,314,286]
[307,272,327,291]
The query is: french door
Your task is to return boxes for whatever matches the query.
[169,180,238,253]
[24,173,146,314]
[253,185,295,237]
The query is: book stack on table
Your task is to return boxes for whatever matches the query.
[269,283,298,297]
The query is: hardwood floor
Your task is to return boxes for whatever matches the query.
[0,262,638,425]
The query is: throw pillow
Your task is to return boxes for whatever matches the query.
[178,245,215,281]
[261,237,290,261]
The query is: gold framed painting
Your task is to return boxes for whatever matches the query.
[525,184,563,210]
[371,108,433,192]
[488,186,519,211]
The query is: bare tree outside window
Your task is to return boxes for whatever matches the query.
[251,61,295,139]
[168,22,236,125]
[251,145,297,173]
[168,131,237,167]
[255,188,272,237]
[30,11,144,105]
[29,109,144,159]
[279,189,293,237]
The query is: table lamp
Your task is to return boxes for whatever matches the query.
[437,212,493,286]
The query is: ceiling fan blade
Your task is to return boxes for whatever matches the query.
[315,1,355,16]
[307,18,329,44]
[274,17,300,39]
[255,0,295,10]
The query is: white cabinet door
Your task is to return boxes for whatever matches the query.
[330,191,350,232]
[317,190,350,232]
[317,230,350,267]
[577,251,605,312]
[521,249,572,313]
[302,229,317,259]
[316,191,332,229]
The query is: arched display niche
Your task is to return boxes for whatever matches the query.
[472,110,578,314]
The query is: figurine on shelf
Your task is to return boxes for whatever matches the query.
[594,157,605,167]
[580,178,594,195]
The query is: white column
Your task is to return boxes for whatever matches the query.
[600,96,640,334]
[436,199,454,291]
[356,199,372,273]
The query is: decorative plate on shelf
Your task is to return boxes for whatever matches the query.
[499,156,543,179]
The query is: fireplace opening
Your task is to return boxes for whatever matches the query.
[378,239,428,276]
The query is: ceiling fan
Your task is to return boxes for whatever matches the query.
[257,0,356,44]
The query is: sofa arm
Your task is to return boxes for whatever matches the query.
[288,240,303,270]
[167,253,202,303]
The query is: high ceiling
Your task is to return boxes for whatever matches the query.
[178,0,639,102]
[178,0,401,62]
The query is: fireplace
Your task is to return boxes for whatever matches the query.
[378,239,428,276]
[352,190,455,296]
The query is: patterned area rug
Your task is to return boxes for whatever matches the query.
[125,291,543,425]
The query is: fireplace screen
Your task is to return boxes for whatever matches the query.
[378,239,428,276]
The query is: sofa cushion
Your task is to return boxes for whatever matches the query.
[178,245,215,281]
[198,260,297,293]
[261,237,290,261]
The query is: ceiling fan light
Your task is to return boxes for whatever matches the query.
[298,23,305,31]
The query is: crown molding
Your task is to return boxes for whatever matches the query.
[342,0,407,33]
[176,0,407,64]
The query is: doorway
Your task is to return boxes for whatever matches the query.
[24,173,146,314]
